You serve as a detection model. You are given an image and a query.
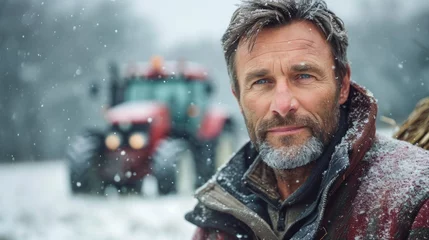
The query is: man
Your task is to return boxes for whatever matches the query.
[185,0,429,239]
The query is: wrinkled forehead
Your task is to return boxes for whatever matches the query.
[235,21,333,69]
[237,21,330,57]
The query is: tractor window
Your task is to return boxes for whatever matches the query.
[125,78,191,114]
[124,78,187,103]
[188,80,210,114]
[124,79,154,101]
[124,77,211,134]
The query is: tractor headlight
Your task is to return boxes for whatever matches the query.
[105,133,121,150]
[128,132,148,150]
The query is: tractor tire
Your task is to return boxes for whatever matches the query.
[193,141,217,188]
[214,127,236,169]
[194,123,237,188]
[152,138,187,195]
[118,180,143,195]
[66,131,105,195]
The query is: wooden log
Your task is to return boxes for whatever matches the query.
[394,97,429,150]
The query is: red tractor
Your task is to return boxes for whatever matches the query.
[66,57,236,195]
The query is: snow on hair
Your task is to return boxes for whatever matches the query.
[222,0,349,94]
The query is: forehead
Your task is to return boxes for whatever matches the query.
[235,21,332,70]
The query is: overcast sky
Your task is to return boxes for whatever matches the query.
[135,0,352,47]
[133,0,428,48]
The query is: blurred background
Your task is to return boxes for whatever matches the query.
[0,0,428,239]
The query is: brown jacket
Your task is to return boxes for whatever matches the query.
[186,83,429,239]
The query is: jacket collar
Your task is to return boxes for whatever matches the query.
[330,82,377,193]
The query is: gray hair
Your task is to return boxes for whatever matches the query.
[221,0,349,94]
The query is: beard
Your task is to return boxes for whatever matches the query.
[244,102,340,170]
[258,135,324,170]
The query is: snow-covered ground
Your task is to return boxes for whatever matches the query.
[0,161,197,240]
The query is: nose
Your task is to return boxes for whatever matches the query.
[269,82,298,117]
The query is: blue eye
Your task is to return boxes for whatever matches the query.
[297,74,312,79]
[254,79,270,84]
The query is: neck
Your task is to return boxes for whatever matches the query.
[274,162,315,200]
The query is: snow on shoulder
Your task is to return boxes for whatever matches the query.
[355,134,429,236]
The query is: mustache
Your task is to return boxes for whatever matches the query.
[257,114,319,140]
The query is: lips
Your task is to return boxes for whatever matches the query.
[267,126,305,135]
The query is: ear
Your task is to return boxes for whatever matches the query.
[338,65,351,105]
[231,86,243,113]
[231,86,238,101]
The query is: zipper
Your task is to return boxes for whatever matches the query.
[307,146,352,239]
[277,209,286,232]
[283,148,350,239]
[305,164,348,239]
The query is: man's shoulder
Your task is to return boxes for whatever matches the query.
[356,134,429,209]
[364,133,428,163]
[363,133,429,181]
[340,134,429,235]
[185,142,263,239]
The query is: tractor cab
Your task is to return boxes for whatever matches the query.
[120,58,213,139]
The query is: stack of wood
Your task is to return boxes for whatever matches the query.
[394,97,429,150]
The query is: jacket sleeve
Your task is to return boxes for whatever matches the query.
[408,199,429,239]
[192,227,238,240]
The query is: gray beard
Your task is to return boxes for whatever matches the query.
[258,136,324,170]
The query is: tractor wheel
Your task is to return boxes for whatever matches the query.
[152,139,187,195]
[194,123,237,188]
[118,180,143,195]
[214,126,236,169]
[66,131,105,195]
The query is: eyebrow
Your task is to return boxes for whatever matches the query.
[291,63,325,77]
[244,69,270,83]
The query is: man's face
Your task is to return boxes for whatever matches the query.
[234,21,350,169]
